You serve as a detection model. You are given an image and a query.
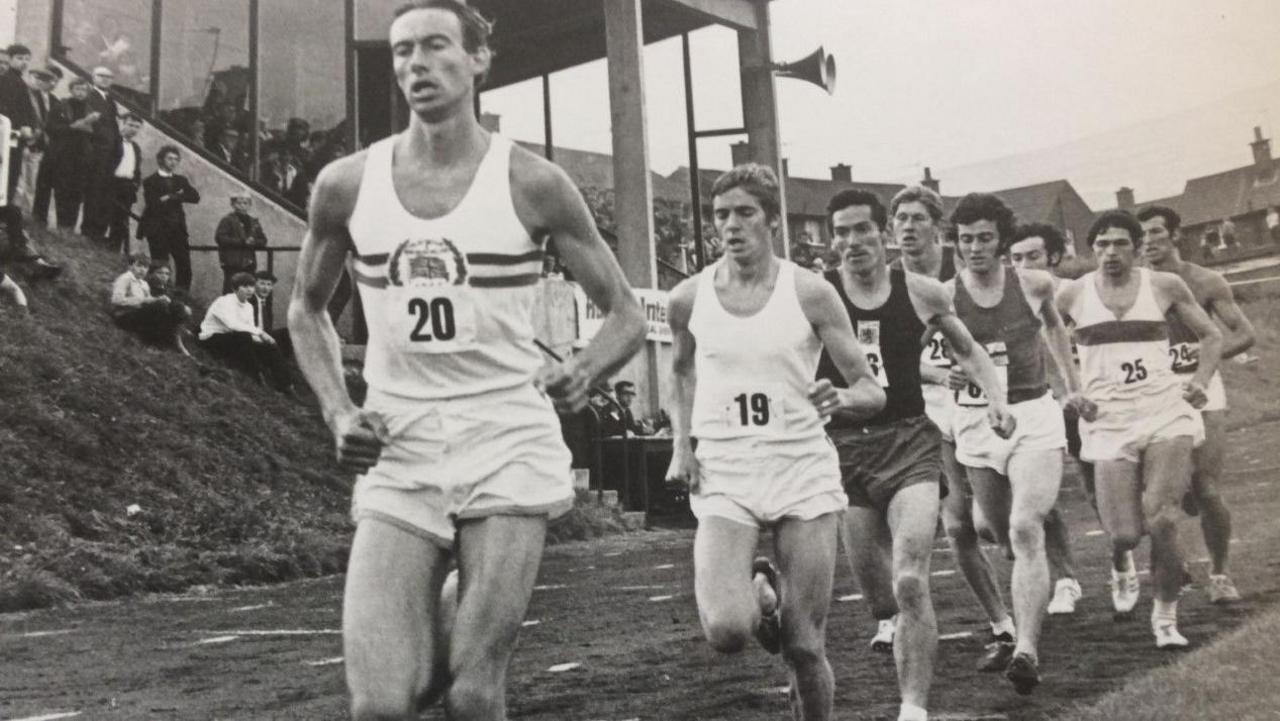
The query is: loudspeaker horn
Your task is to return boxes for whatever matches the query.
[774,47,836,95]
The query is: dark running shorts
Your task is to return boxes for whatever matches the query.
[829,414,942,513]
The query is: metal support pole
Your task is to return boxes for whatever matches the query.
[542,73,554,161]
[681,33,705,272]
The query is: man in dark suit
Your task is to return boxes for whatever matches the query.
[105,113,143,254]
[0,44,59,279]
[214,193,268,292]
[139,145,200,290]
[30,66,66,225]
[80,65,122,241]
[52,78,96,228]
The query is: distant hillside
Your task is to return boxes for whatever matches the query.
[0,228,629,612]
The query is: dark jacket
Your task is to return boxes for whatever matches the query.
[214,211,267,271]
[0,69,36,132]
[32,91,64,153]
[139,172,200,242]
[50,97,95,182]
[86,87,121,160]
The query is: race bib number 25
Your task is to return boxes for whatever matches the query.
[394,285,477,354]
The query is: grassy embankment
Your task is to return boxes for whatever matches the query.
[0,227,628,612]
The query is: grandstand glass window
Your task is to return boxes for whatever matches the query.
[257,0,348,209]
[156,0,250,170]
[58,0,153,107]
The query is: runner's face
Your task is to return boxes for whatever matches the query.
[1140,216,1177,266]
[1008,236,1050,271]
[831,205,884,274]
[712,188,776,261]
[391,8,489,122]
[956,220,1001,274]
[1092,226,1137,278]
[893,201,937,256]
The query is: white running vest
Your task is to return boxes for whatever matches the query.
[1069,269,1180,405]
[347,133,545,400]
[689,260,825,442]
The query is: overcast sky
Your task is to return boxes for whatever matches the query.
[482,0,1280,209]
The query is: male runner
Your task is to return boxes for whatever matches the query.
[1057,210,1222,648]
[1138,205,1254,604]
[819,188,1011,721]
[665,164,886,721]
[288,3,646,719]
[889,185,1017,670]
[947,195,1086,693]
[1006,223,1089,615]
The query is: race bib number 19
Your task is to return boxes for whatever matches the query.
[394,285,477,354]
[719,384,786,437]
[858,320,890,388]
[957,341,1008,407]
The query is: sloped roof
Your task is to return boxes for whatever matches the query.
[989,179,1075,226]
[1172,158,1280,227]
[517,141,688,201]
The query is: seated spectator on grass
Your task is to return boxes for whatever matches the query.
[198,271,293,393]
[146,263,193,313]
[110,253,190,353]
[249,269,293,357]
[0,271,29,312]
[214,193,268,293]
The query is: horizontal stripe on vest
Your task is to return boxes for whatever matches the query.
[354,269,540,289]
[356,250,542,267]
[1074,320,1168,346]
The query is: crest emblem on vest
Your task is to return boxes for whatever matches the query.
[388,237,469,287]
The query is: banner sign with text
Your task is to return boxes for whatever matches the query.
[575,286,671,345]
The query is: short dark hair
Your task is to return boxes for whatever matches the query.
[711,163,781,222]
[1136,205,1182,234]
[1007,222,1067,265]
[827,189,887,232]
[614,381,636,396]
[950,193,1016,243]
[5,44,31,57]
[393,0,494,53]
[1088,210,1145,248]
[156,144,181,162]
[119,112,140,123]
[127,252,150,266]
[254,270,277,282]
[230,272,256,289]
[69,77,90,89]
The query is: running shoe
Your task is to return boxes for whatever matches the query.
[1153,616,1189,649]
[1208,574,1242,604]
[870,616,896,653]
[751,557,783,654]
[977,632,1015,672]
[1047,578,1083,615]
[1005,652,1041,695]
[1111,567,1140,618]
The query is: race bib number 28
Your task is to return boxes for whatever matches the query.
[394,285,477,354]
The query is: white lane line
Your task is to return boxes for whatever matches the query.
[547,662,580,672]
[534,584,567,591]
[1085,530,1106,537]
[194,629,340,637]
[617,584,667,591]
[522,620,541,627]
[603,552,623,557]
[653,563,676,570]
[8,712,83,721]
[11,629,75,639]
[837,593,863,602]
[305,656,344,667]
[931,570,956,577]
[939,631,973,641]
[648,595,674,602]
[193,636,239,646]
[229,603,272,613]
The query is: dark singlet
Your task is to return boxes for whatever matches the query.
[890,245,956,282]
[817,268,926,427]
[953,266,1048,405]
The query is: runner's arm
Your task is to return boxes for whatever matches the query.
[1205,272,1255,360]
[1022,269,1081,395]
[908,274,952,386]
[665,280,699,486]
[906,273,1007,405]
[515,154,646,405]
[797,273,886,419]
[1158,273,1223,390]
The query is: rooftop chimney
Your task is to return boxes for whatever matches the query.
[730,141,751,168]
[1251,126,1273,180]
[781,158,789,178]
[831,163,851,182]
[922,167,940,193]
[479,112,501,132]
[1116,187,1135,210]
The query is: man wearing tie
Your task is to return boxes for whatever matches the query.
[139,145,200,290]
[31,66,66,225]
[105,113,143,254]
[81,66,122,242]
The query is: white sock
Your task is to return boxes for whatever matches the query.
[898,702,928,721]
[1153,598,1178,621]
[991,616,1016,638]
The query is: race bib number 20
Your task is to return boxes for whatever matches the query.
[394,285,477,354]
